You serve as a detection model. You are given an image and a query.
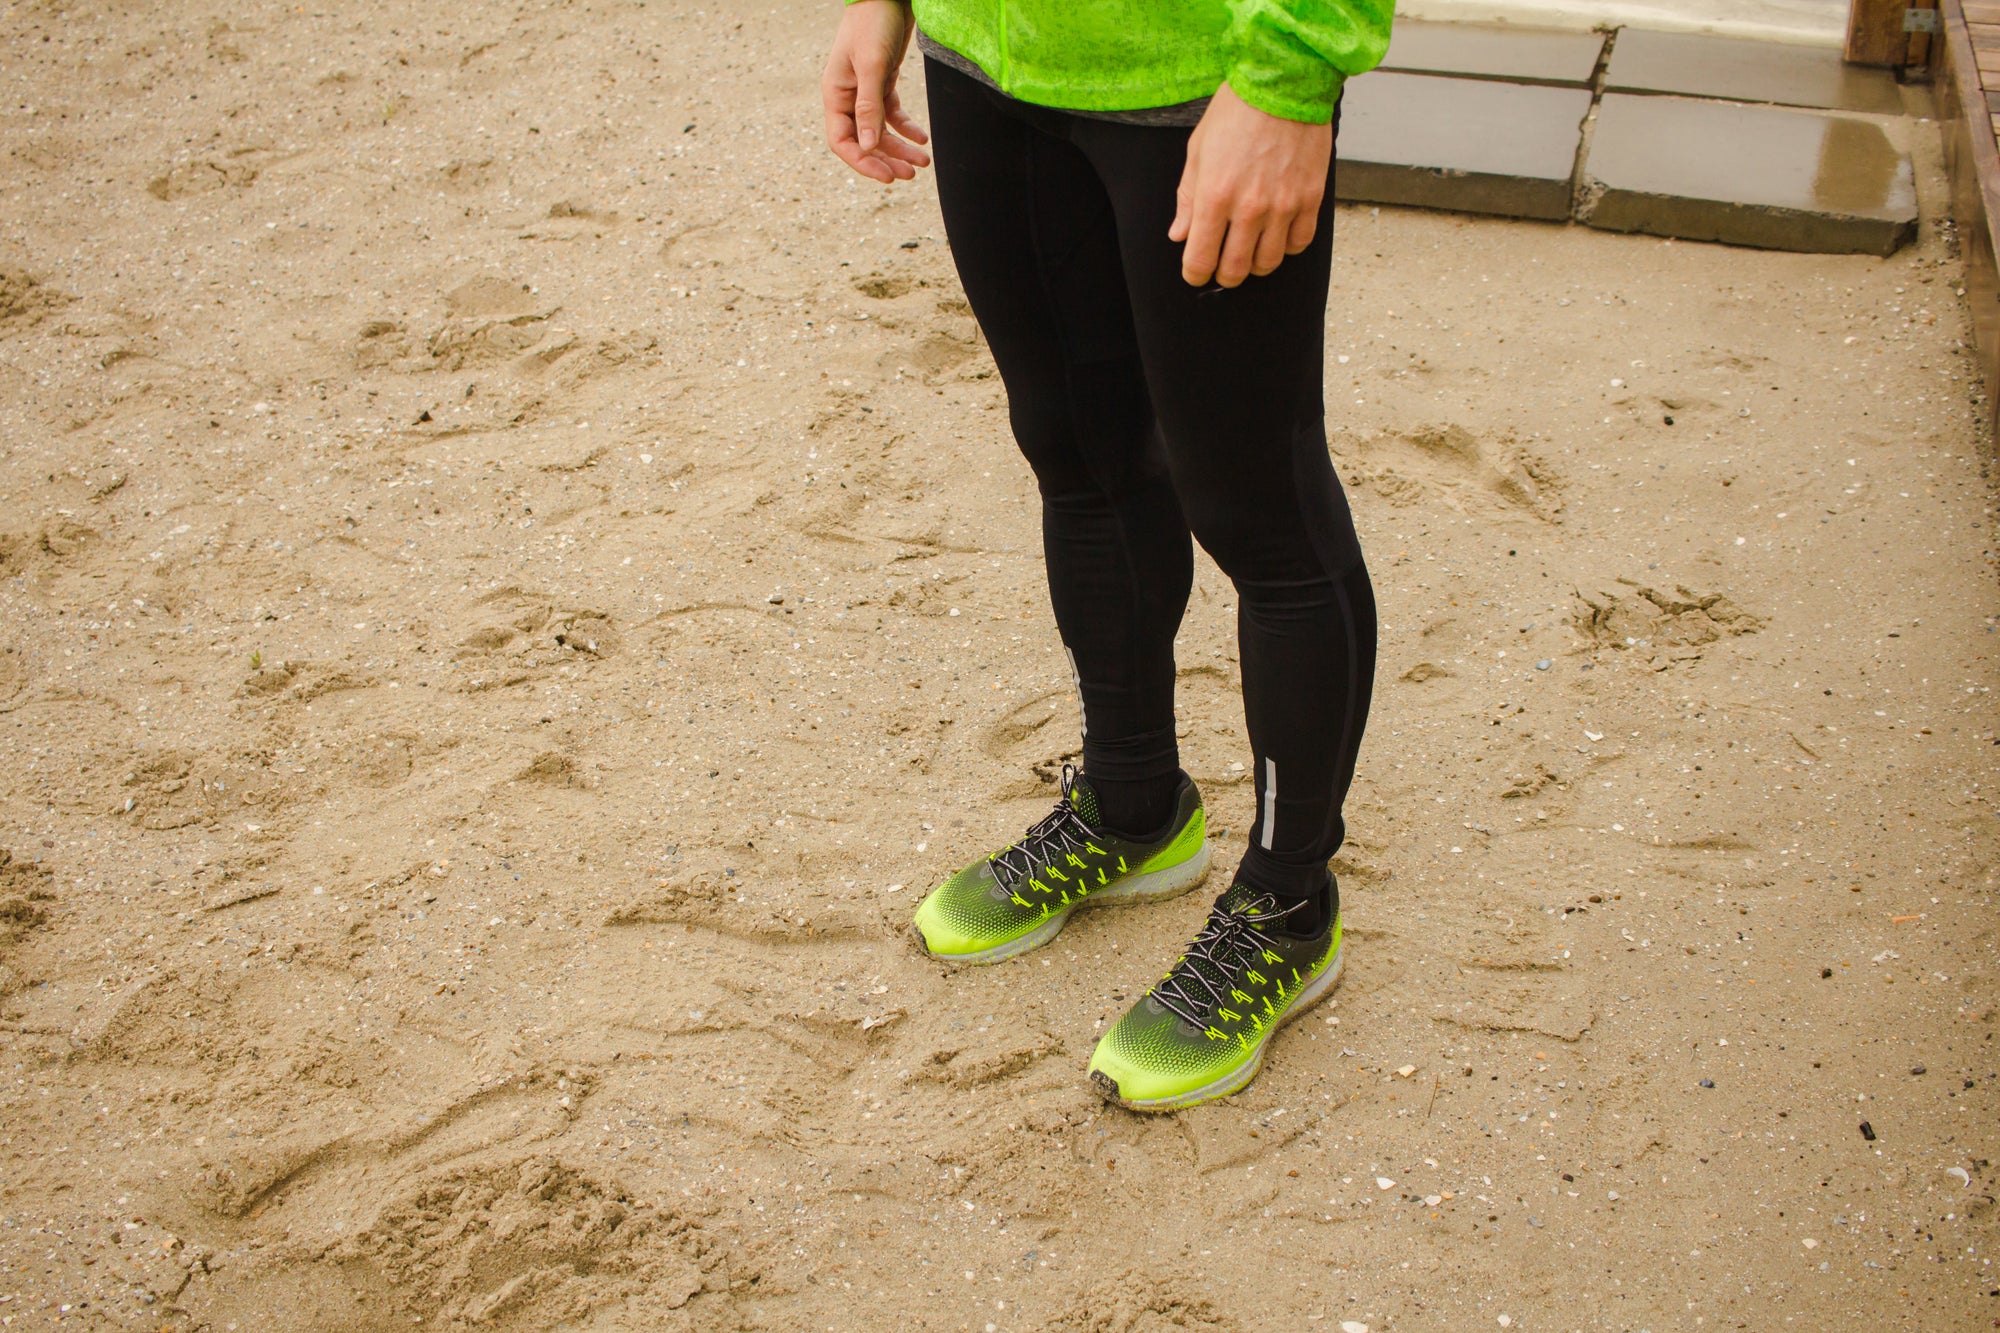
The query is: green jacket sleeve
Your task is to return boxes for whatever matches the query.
[1224,0,1393,124]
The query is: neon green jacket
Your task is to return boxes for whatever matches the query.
[860,0,1391,124]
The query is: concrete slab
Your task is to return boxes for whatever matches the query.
[1398,0,1848,48]
[1604,28,1904,113]
[1580,94,1917,255]
[1336,71,1592,220]
[1379,19,1605,86]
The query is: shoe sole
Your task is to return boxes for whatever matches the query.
[924,839,1213,966]
[1090,932,1345,1112]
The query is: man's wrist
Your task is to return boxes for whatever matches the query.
[1222,71,1341,126]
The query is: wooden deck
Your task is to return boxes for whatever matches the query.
[1940,0,2000,424]
[1971,1,2000,138]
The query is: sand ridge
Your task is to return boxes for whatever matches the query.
[0,2,1994,1329]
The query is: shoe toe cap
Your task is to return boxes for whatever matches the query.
[1087,1018,1189,1105]
[911,891,965,955]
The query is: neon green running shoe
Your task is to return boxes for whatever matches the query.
[1087,877,1342,1111]
[911,766,1211,965]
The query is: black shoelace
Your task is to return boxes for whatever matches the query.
[988,765,1098,893]
[1150,892,1308,1029]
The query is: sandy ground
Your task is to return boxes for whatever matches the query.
[0,3,1995,1330]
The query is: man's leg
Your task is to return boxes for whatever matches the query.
[907,64,1218,966]
[926,61,1192,836]
[1077,113,1377,913]
[1071,113,1376,1109]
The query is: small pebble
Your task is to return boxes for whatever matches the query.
[1534,659,1551,671]
[1341,1322,1370,1333]
[1859,1121,1876,1141]
[1698,1078,1714,1088]
[1910,1065,1926,1076]
[1375,1176,1395,1190]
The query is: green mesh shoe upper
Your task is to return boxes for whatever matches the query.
[911,767,1207,963]
[1088,880,1342,1109]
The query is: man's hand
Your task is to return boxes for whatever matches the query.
[823,0,931,184]
[1170,83,1332,288]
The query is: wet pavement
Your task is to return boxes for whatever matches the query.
[1337,72,1593,221]
[1379,19,1605,87]
[1580,93,1919,255]
[1336,22,1920,253]
[1604,27,1905,114]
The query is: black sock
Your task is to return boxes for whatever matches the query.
[1080,770,1182,840]
[1235,854,1336,935]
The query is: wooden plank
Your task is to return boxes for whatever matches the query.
[1938,0,2000,430]
[1848,0,1908,64]
[1848,0,1910,64]
[1967,19,2000,47]
[1910,0,1941,65]
[1965,0,2000,20]
[1984,87,2000,110]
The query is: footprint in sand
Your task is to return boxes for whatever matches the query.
[1571,581,1763,660]
[0,851,55,987]
[979,689,1065,759]
[513,750,588,789]
[1336,422,1563,519]
[146,158,257,201]
[334,1157,717,1325]
[0,268,69,330]
[421,276,557,371]
[116,749,297,830]
[452,588,620,691]
[1052,1274,1234,1332]
[234,659,375,707]
[0,519,99,585]
[435,156,499,194]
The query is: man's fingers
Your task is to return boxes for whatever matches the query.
[1179,203,1227,286]
[1284,203,1319,255]
[1169,156,1199,244]
[1213,215,1263,289]
[827,116,896,182]
[885,101,930,147]
[874,131,931,168]
[827,106,920,183]
[1249,212,1291,276]
[850,55,887,151]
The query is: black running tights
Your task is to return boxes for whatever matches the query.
[927,58,1376,901]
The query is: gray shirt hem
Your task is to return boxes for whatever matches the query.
[916,31,1209,128]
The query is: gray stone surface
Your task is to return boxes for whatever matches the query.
[1378,19,1605,87]
[1336,71,1592,221]
[1604,28,1904,114]
[1581,94,1917,256]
